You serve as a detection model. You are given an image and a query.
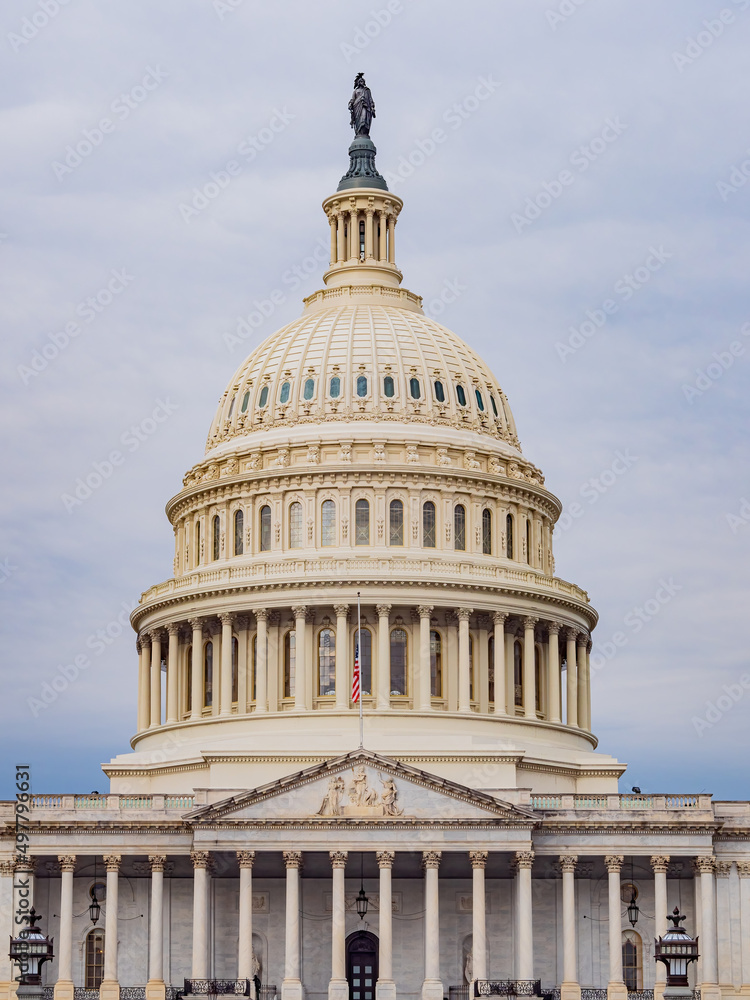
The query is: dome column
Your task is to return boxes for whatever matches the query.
[547,623,562,724]
[334,605,350,710]
[492,613,508,715]
[523,618,538,719]
[565,628,579,728]
[577,634,588,731]
[219,612,234,717]
[255,610,268,714]
[378,211,387,262]
[166,624,180,724]
[336,212,345,263]
[365,207,375,261]
[189,618,203,720]
[328,213,338,266]
[149,630,162,728]
[418,606,434,711]
[292,606,307,711]
[137,637,150,732]
[387,213,395,264]
[376,604,391,710]
[348,205,358,261]
[458,608,473,713]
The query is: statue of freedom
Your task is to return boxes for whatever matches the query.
[348,73,376,137]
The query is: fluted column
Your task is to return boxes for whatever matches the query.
[292,606,307,711]
[547,624,562,724]
[149,631,162,728]
[560,855,580,1000]
[365,208,375,260]
[738,861,750,990]
[696,856,719,999]
[584,641,592,730]
[191,851,211,980]
[716,861,732,988]
[377,852,395,1000]
[417,606,433,710]
[651,856,669,1000]
[329,213,338,265]
[349,208,358,260]
[387,215,395,263]
[137,637,150,731]
[470,852,488,982]
[54,856,76,1000]
[605,856,626,1000]
[166,625,180,723]
[146,856,167,1000]
[458,608,473,713]
[237,852,256,989]
[515,851,534,981]
[190,618,203,720]
[283,852,303,1000]
[336,213,345,263]
[329,852,348,1000]
[522,618,537,719]
[255,610,268,714]
[565,629,578,728]
[492,612,507,715]
[378,211,388,262]
[334,605,349,710]
[219,612,234,716]
[377,604,391,710]
[101,854,121,1000]
[421,852,443,1000]
[576,635,588,730]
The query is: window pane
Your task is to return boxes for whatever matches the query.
[284,631,296,698]
[430,630,442,697]
[280,381,290,403]
[506,513,514,559]
[234,510,244,555]
[409,377,421,399]
[390,628,408,695]
[213,515,220,560]
[228,395,235,418]
[355,499,370,545]
[85,931,105,990]
[258,385,269,408]
[330,375,341,398]
[454,505,466,551]
[355,628,372,695]
[356,375,368,397]
[289,502,303,548]
[318,628,336,696]
[204,641,213,708]
[389,499,404,545]
[260,506,272,552]
[475,388,485,411]
[456,384,467,406]
[490,394,498,416]
[422,501,436,547]
[434,380,445,402]
[241,391,250,413]
[482,508,492,555]
[321,500,336,546]
[304,378,315,400]
[383,375,395,398]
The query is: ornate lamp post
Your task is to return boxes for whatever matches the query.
[655,907,699,999]
[9,908,54,1000]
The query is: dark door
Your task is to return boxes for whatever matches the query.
[347,930,378,1000]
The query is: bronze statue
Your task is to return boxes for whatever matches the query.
[349,73,376,137]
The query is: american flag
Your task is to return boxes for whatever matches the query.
[352,640,361,703]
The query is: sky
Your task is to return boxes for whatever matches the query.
[1,0,749,799]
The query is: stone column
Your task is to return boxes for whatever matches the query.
[149,631,162,728]
[458,608,473,713]
[560,855,580,1000]
[547,624,562,724]
[292,606,307,710]
[492,613,507,715]
[334,605,349,710]
[716,861,732,989]
[379,211,388,262]
[349,208,358,260]
[418,606,433,710]
[695,856,720,1000]
[376,852,395,1000]
[255,610,268,714]
[522,618,537,719]
[387,215,396,263]
[565,629,579,728]
[515,851,534,981]
[0,859,15,997]
[576,635,588,730]
[12,857,34,929]
[237,852,256,990]
[191,851,211,981]
[329,213,338,265]
[190,618,203,720]
[166,624,180,723]
[421,851,443,1000]
[470,852,488,982]
[605,856,626,1000]
[377,604,391,710]
[584,642,592,730]
[146,855,167,1000]
[101,854,121,1000]
[282,851,303,1000]
[138,637,150,731]
[218,613,234,716]
[651,856,670,1000]
[365,209,375,260]
[738,861,750,991]
[54,856,76,1000]
[337,213,345,263]
[329,852,348,1000]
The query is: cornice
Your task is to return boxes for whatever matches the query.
[537,822,720,835]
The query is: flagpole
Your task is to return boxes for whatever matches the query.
[357,590,363,749]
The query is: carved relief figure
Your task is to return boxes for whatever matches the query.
[380,776,403,816]
[350,765,378,806]
[318,776,345,816]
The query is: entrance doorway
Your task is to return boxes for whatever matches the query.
[346,930,378,1000]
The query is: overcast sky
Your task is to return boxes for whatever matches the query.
[1,0,749,799]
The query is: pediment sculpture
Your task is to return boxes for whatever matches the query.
[317,766,404,817]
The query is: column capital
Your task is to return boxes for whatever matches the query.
[565,626,580,642]
[457,608,473,622]
[604,855,624,874]
[253,608,269,623]
[333,604,350,618]
[736,860,750,878]
[470,851,488,870]
[492,611,508,626]
[188,616,203,631]
[418,605,434,619]
[236,850,256,869]
[558,854,578,873]
[149,628,164,642]
[149,855,167,872]
[421,850,442,870]
[0,860,15,877]
[716,860,732,878]
[376,603,392,618]
[140,632,152,646]
[292,605,307,619]
[547,622,562,636]
[103,854,122,872]
[694,855,716,874]
[13,857,35,875]
[218,612,235,627]
[190,850,212,870]
[329,851,348,869]
[523,616,538,630]
[514,850,535,871]
[650,855,670,874]
[167,622,181,637]
[376,850,395,869]
[284,850,303,870]
[57,855,77,873]
[576,631,590,647]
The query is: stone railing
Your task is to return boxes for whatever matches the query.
[29,794,194,811]
[529,793,712,811]
[475,983,542,997]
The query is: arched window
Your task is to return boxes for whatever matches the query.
[409,377,421,399]
[622,931,642,991]
[354,627,372,696]
[212,515,220,561]
[234,510,244,555]
[318,628,336,696]
[241,391,250,413]
[330,375,341,398]
[490,394,499,417]
[258,385,269,408]
[185,645,192,713]
[506,513,514,559]
[482,508,492,554]
[280,381,291,404]
[303,378,315,400]
[535,645,542,714]
[456,384,467,407]
[355,499,370,545]
[195,521,201,566]
[430,630,442,698]
[454,505,466,551]
[390,628,408,696]
[227,395,236,419]
[526,518,532,563]
[231,636,239,704]
[434,380,445,403]
[488,635,495,704]
[259,505,271,552]
[284,631,296,699]
[321,500,336,546]
[85,929,105,989]
[514,639,523,707]
[289,502,303,548]
[383,375,395,398]
[389,499,404,545]
[423,501,436,548]
[475,389,485,411]
[203,641,213,709]
[356,375,368,397]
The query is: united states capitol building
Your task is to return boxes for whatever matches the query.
[2,79,749,1000]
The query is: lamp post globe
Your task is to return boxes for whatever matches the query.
[655,907,699,999]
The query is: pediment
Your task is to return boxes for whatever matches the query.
[187,750,534,826]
